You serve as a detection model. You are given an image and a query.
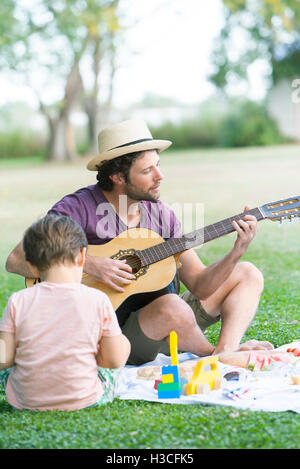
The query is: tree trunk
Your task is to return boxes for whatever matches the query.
[44,61,83,161]
[46,112,76,162]
[85,98,99,155]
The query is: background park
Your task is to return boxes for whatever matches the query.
[0,0,299,450]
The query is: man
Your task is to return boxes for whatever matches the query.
[6,119,273,365]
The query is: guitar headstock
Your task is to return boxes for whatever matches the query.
[260,196,300,223]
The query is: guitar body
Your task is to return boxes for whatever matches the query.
[86,228,179,323]
[26,228,179,325]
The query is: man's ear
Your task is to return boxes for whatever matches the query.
[77,247,86,267]
[109,172,125,186]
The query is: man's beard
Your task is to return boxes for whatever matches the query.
[124,180,160,203]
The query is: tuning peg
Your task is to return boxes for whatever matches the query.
[278,216,289,225]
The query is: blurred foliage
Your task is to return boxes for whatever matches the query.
[0,131,45,159]
[150,98,287,149]
[0,97,285,157]
[0,102,46,159]
[272,40,300,83]
[210,0,300,91]
[0,102,92,159]
[0,0,29,68]
[217,99,285,146]
[0,0,122,73]
[0,0,125,161]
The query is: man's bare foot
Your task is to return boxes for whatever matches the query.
[238,339,274,351]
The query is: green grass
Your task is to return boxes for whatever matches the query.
[0,146,300,449]
[0,154,45,169]
[0,401,298,449]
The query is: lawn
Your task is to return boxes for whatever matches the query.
[0,144,300,449]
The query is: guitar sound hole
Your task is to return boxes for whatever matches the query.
[119,255,142,275]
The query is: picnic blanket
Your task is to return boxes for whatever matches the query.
[116,341,300,413]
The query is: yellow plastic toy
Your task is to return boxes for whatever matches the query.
[170,330,179,366]
[161,332,179,384]
[184,356,221,395]
[158,331,181,399]
[162,373,174,384]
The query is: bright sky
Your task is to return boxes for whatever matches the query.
[113,0,225,106]
[0,0,266,110]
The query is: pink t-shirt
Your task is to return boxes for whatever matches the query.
[0,282,122,411]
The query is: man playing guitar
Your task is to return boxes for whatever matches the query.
[6,119,274,365]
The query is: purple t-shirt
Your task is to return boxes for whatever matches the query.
[48,184,183,245]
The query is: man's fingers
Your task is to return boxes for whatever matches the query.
[259,341,274,351]
[110,271,135,291]
[115,268,135,280]
[239,339,274,351]
[116,259,133,273]
[108,280,125,293]
[234,219,257,235]
[115,275,133,285]
[237,219,250,230]
[232,220,247,236]
[243,214,257,222]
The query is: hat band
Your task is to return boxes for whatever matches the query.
[109,138,153,151]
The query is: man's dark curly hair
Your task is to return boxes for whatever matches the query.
[96,151,143,191]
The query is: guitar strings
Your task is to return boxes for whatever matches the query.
[123,208,263,270]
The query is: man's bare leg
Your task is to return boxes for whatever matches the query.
[200,261,273,353]
[138,261,271,358]
[138,294,215,356]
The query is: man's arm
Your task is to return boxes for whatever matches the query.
[0,332,15,370]
[178,249,239,299]
[6,241,134,292]
[179,210,258,299]
[6,242,38,278]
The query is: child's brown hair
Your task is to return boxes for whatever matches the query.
[23,215,88,272]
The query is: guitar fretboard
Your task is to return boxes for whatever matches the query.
[138,207,263,266]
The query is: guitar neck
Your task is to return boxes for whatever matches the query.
[187,207,264,248]
[139,207,264,266]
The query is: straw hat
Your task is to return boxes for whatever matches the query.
[87,119,172,171]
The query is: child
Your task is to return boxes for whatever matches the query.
[0,215,130,411]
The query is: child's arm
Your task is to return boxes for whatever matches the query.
[0,331,16,370]
[96,333,131,369]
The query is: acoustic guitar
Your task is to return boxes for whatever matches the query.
[26,196,300,325]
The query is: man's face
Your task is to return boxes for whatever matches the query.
[124,150,164,202]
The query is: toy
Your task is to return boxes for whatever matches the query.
[154,379,162,390]
[182,356,221,395]
[157,331,181,399]
[180,377,188,387]
[224,371,240,381]
[291,376,300,385]
[137,349,295,381]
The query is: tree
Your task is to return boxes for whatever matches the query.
[0,0,123,161]
[209,0,300,93]
[82,5,122,154]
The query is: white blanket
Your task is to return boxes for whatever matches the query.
[117,341,300,413]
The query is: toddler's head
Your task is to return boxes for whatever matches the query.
[23,215,88,274]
